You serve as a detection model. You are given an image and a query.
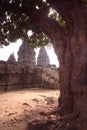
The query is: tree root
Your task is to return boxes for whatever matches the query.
[58,106,79,121]
[39,106,60,116]
[28,102,79,130]
[40,106,79,121]
[40,97,74,116]
[40,98,79,121]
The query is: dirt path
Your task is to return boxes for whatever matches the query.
[0,88,60,130]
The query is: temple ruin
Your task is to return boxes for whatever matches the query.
[18,41,36,67]
[7,52,17,64]
[0,42,59,91]
[37,47,50,67]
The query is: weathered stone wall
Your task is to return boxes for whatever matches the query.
[0,61,59,91]
[41,67,59,89]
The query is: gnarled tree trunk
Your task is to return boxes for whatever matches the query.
[51,2,87,129]
[37,1,87,130]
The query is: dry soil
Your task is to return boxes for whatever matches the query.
[0,88,60,130]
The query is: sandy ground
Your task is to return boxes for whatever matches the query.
[0,88,60,130]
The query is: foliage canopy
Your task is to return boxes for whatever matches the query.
[0,0,86,47]
[0,0,67,47]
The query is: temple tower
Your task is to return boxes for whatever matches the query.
[7,53,17,64]
[37,47,50,67]
[18,41,36,67]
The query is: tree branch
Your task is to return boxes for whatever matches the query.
[46,0,75,35]
[46,0,87,36]
[0,1,66,44]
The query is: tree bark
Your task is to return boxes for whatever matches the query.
[43,1,87,130]
[53,2,87,130]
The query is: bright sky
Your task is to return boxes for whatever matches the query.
[0,40,59,67]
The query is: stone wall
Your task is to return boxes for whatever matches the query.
[0,61,59,91]
[41,67,59,89]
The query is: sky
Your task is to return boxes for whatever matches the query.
[0,40,59,67]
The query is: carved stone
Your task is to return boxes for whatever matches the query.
[18,41,36,67]
[7,53,17,64]
[37,47,50,67]
[0,61,59,91]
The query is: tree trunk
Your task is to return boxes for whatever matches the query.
[53,7,87,130]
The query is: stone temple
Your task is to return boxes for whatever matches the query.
[37,47,49,67]
[0,42,59,91]
[18,41,36,67]
[7,52,17,64]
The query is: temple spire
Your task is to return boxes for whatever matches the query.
[37,47,50,67]
[18,41,36,67]
[7,52,16,64]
